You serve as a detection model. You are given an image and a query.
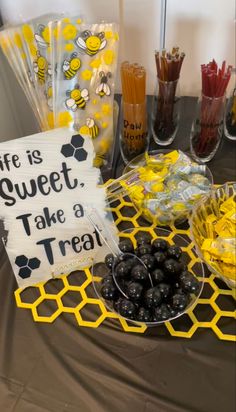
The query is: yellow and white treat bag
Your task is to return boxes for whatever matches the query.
[18,15,61,130]
[0,26,44,129]
[54,17,119,167]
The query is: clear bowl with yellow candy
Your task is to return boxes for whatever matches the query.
[120,150,213,226]
[190,182,236,289]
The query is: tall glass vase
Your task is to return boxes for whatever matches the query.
[224,88,236,141]
[190,94,226,163]
[120,98,149,165]
[151,78,180,146]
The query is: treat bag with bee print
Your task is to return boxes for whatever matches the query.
[54,17,119,168]
[17,14,61,130]
[0,26,45,130]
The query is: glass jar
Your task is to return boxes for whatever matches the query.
[151,78,180,146]
[190,93,226,163]
[120,99,149,165]
[224,88,236,140]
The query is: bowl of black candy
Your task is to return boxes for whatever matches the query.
[92,227,205,325]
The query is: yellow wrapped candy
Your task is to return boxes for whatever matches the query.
[151,182,165,192]
[200,194,236,280]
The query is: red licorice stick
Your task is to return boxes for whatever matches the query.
[201,59,231,98]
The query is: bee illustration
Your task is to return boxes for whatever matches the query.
[96,71,112,98]
[75,30,107,56]
[34,25,49,49]
[79,118,99,139]
[65,86,89,111]
[33,53,50,84]
[63,53,81,80]
[46,83,53,110]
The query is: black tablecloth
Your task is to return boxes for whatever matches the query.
[0,97,236,412]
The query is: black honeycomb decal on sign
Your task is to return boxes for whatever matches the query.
[61,134,88,162]
[15,255,41,279]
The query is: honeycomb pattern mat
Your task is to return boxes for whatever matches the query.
[15,187,236,341]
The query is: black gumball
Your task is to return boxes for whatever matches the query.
[158,283,171,300]
[131,264,149,282]
[167,245,182,260]
[105,253,115,269]
[152,268,165,285]
[163,258,182,275]
[101,284,117,300]
[180,271,200,294]
[167,304,179,318]
[136,307,152,322]
[152,238,169,252]
[180,270,196,280]
[115,261,130,277]
[136,233,152,245]
[127,282,143,301]
[118,239,134,253]
[122,280,132,291]
[172,293,190,311]
[177,261,185,273]
[141,254,156,270]
[144,287,162,309]
[174,288,186,296]
[137,243,152,256]
[101,274,113,286]
[119,299,137,319]
[173,280,181,289]
[125,257,137,271]
[113,297,123,312]
[154,251,166,266]
[153,304,171,321]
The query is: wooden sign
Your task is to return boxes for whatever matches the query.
[0,127,112,289]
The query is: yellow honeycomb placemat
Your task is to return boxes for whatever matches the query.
[15,190,236,341]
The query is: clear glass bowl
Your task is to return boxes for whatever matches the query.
[92,227,205,326]
[224,89,236,141]
[122,150,213,226]
[189,182,236,289]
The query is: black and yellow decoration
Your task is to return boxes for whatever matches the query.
[15,183,236,341]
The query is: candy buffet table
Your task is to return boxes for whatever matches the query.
[0,97,235,412]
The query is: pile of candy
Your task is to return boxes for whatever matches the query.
[201,196,236,279]
[100,235,201,323]
[121,150,212,225]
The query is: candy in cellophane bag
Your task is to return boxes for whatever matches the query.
[54,17,119,167]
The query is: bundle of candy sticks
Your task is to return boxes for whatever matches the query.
[155,47,185,82]
[120,61,146,103]
[196,60,232,155]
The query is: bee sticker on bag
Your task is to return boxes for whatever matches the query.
[79,118,99,139]
[75,30,106,56]
[33,52,51,84]
[96,71,112,98]
[65,85,89,111]
[34,25,49,49]
[63,53,81,80]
